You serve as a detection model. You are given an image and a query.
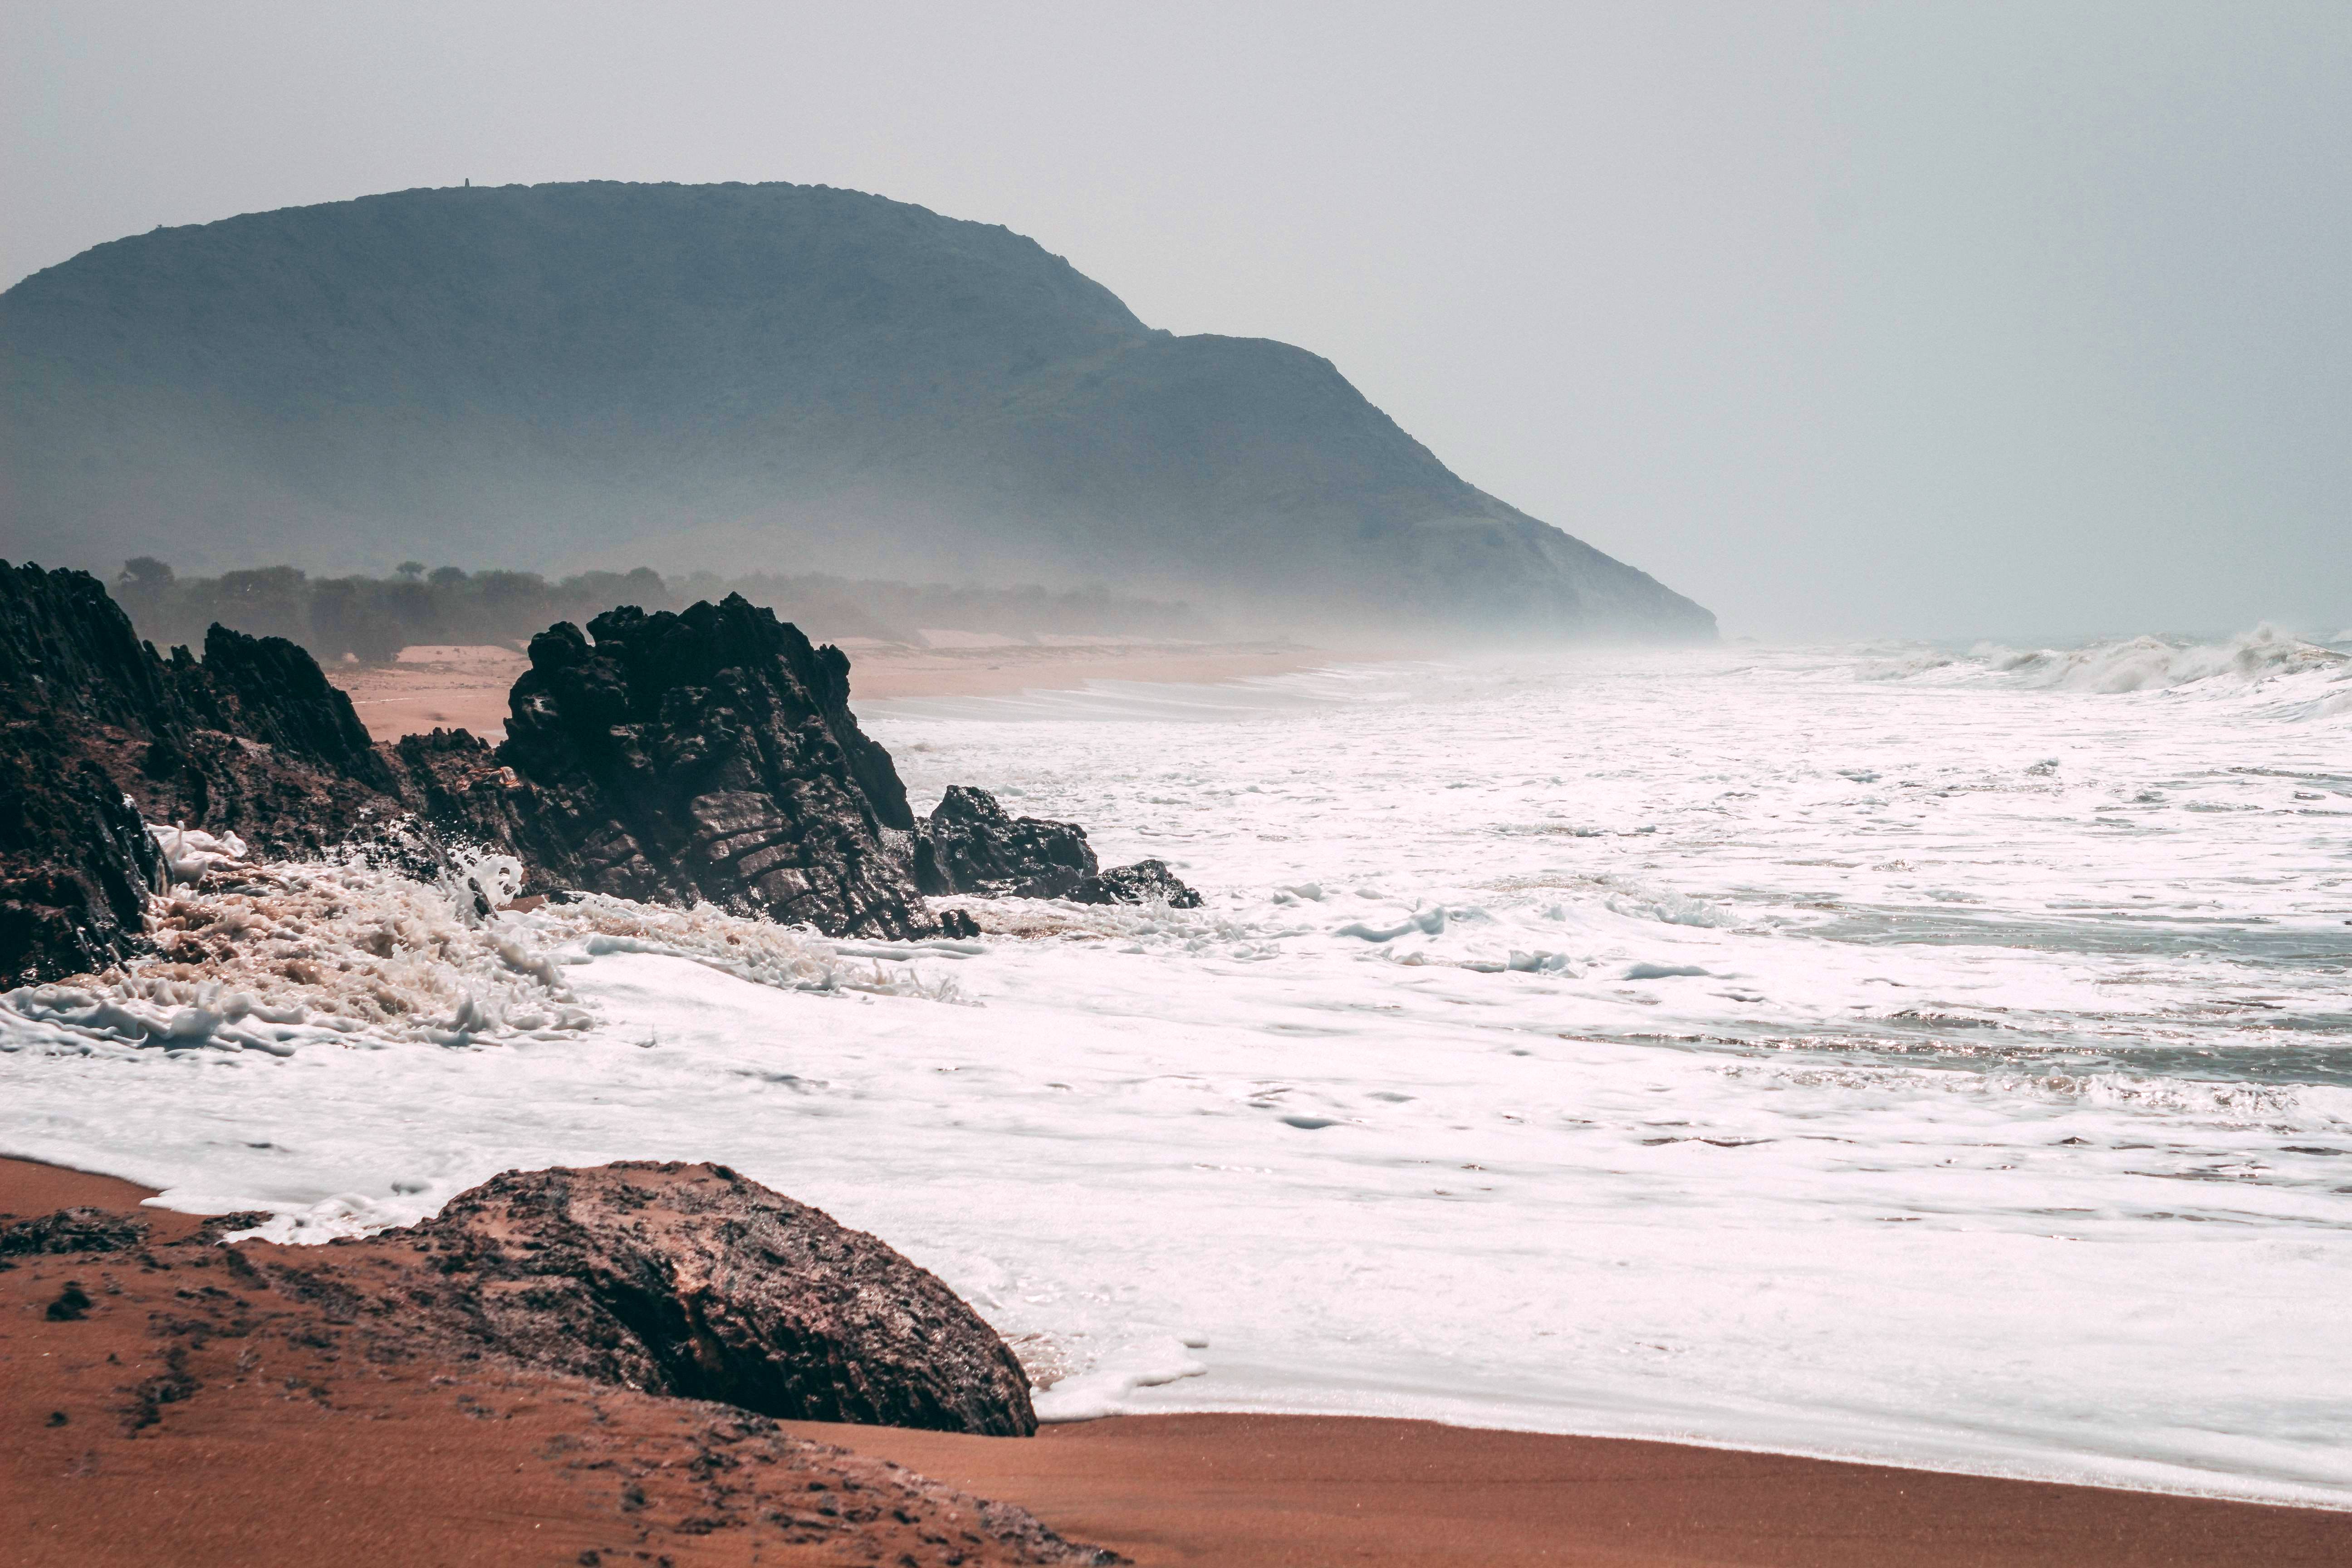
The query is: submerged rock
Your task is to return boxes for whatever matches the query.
[398,1161,1038,1436]
[916,784,1203,908]
[1069,857,1203,909]
[917,784,1098,899]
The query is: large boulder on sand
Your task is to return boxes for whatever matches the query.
[399,1160,1038,1436]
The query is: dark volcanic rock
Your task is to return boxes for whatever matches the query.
[0,560,1185,979]
[1069,857,1204,909]
[0,565,169,980]
[168,623,396,790]
[379,726,594,899]
[0,561,407,981]
[397,1161,1037,1436]
[916,784,1098,899]
[492,596,936,937]
[0,749,161,985]
[916,785,1203,908]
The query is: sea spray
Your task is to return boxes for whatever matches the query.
[0,835,966,1058]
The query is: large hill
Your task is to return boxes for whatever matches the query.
[0,181,1711,639]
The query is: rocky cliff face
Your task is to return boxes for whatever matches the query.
[1,181,1716,640]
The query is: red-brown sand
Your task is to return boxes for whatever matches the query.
[326,640,1324,743]
[7,1156,2347,1567]
[330,642,531,743]
[0,1159,1102,1568]
[782,1416,2352,1567]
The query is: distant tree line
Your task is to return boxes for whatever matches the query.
[110,558,1205,665]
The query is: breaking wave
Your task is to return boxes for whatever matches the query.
[1984,626,2347,694]
[1863,627,2352,718]
[1,836,965,1059]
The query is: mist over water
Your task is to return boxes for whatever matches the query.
[6,626,2347,1502]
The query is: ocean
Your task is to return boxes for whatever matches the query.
[5,630,2349,1504]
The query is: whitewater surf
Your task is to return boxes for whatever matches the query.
[5,631,2349,1505]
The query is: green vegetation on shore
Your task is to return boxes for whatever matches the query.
[110,558,1205,664]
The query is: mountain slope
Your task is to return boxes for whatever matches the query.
[0,181,1712,638]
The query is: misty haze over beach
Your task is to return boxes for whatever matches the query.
[4,5,2350,1564]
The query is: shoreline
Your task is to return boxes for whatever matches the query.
[327,637,1330,744]
[783,1413,2352,1567]
[6,1154,2347,1567]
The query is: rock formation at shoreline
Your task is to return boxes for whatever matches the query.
[0,562,1197,982]
[0,563,400,981]
[399,1161,1037,1435]
[916,784,1202,908]
[1,1158,1114,1564]
[1,181,1715,641]
[485,599,929,937]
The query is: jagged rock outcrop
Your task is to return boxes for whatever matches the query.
[916,784,1099,899]
[167,624,396,790]
[487,596,937,938]
[0,750,159,986]
[385,1161,1038,1436]
[0,562,404,982]
[915,784,1203,908]
[0,560,1197,981]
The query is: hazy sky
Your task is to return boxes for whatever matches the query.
[6,1,2346,640]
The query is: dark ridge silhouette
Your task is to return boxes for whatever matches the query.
[0,181,1712,641]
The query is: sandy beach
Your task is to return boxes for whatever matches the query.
[329,642,531,743]
[780,1416,2352,1568]
[6,1155,2346,1568]
[328,638,1325,744]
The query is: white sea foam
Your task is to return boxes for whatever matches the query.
[0,843,963,1062]
[4,639,2351,1504]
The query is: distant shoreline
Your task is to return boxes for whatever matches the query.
[328,637,1329,743]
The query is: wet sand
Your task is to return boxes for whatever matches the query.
[6,1156,2346,1566]
[783,1415,2352,1567]
[327,640,1324,743]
